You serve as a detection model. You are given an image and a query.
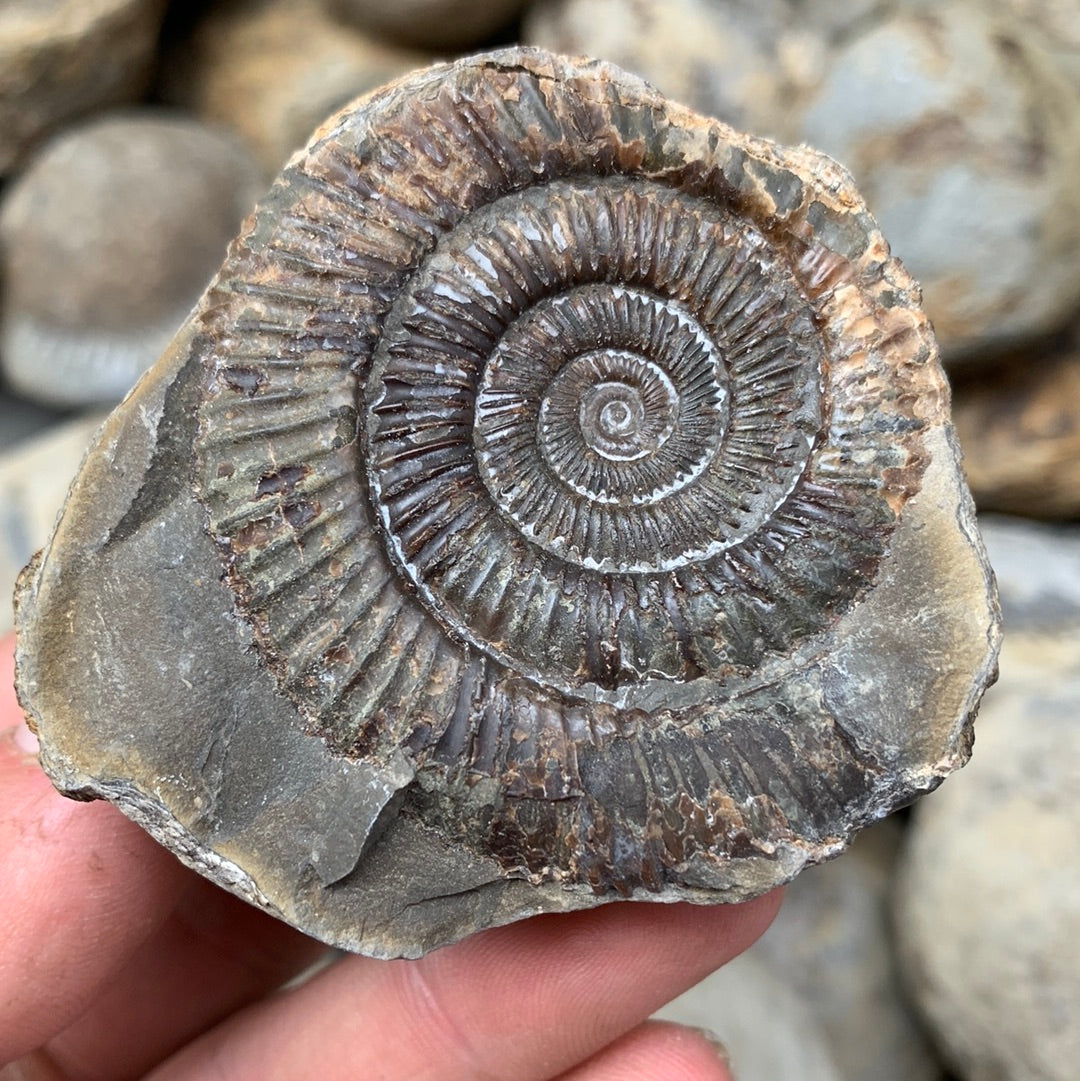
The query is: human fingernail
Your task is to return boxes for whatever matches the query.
[687,1025,731,1070]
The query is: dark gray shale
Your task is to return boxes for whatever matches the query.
[14,49,1000,957]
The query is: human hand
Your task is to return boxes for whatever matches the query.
[0,632,780,1081]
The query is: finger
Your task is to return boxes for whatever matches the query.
[0,633,324,1078]
[147,892,781,1081]
[0,632,30,737]
[0,640,189,1063]
[557,1021,732,1081]
[23,882,328,1081]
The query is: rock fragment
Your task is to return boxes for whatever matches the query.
[952,332,1080,518]
[0,111,263,407]
[0,0,167,175]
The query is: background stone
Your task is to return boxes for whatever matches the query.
[976,515,1080,672]
[753,821,944,1081]
[981,0,1080,89]
[523,0,805,136]
[0,413,106,635]
[0,0,167,175]
[794,1,1080,361]
[897,671,1080,1081]
[896,515,1080,1081]
[661,818,944,1081]
[0,109,263,407]
[161,0,427,175]
[656,951,843,1081]
[0,391,66,454]
[327,0,525,50]
[952,329,1080,519]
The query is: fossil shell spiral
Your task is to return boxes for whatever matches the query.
[14,49,1000,957]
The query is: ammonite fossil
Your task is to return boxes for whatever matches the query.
[14,49,1000,957]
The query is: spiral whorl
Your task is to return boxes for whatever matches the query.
[365,173,844,696]
[191,48,950,894]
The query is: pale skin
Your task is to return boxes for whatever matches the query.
[0,634,781,1081]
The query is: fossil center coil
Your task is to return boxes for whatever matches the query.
[361,175,844,695]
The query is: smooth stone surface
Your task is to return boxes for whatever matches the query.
[0,0,167,174]
[982,0,1080,89]
[795,1,1080,361]
[327,0,525,49]
[523,0,817,136]
[0,412,106,635]
[978,515,1080,627]
[897,515,1080,1081]
[753,819,944,1081]
[897,668,1080,1081]
[162,0,427,175]
[14,49,1000,958]
[657,952,842,1081]
[976,514,1080,676]
[0,110,263,408]
[952,332,1080,519]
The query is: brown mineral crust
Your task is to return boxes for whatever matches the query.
[0,0,167,175]
[14,49,1000,956]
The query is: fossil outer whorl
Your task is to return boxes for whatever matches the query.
[15,49,1000,954]
[196,57,922,736]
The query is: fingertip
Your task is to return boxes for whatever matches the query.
[660,887,785,941]
[402,889,784,1079]
[0,735,190,1062]
[560,1019,735,1081]
[493,887,785,979]
[695,885,785,949]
